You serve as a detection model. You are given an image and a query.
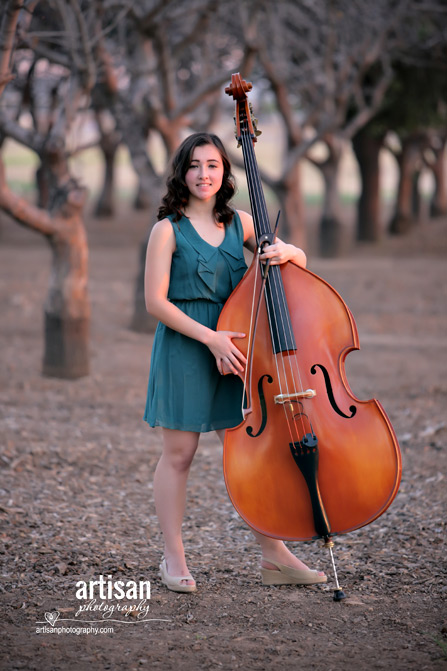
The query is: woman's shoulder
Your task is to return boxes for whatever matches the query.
[235,209,252,223]
[235,209,254,242]
[152,216,176,235]
[148,217,176,252]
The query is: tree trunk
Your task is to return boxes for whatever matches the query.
[430,138,447,217]
[36,163,50,209]
[112,102,168,332]
[0,0,92,378]
[94,130,119,217]
[133,181,152,210]
[411,170,421,220]
[389,137,422,235]
[352,128,384,242]
[319,175,343,257]
[43,312,89,378]
[318,139,344,257]
[274,161,305,248]
[0,157,90,378]
[43,194,90,378]
[126,153,163,332]
[130,228,159,333]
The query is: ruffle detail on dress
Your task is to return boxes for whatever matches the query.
[195,239,247,293]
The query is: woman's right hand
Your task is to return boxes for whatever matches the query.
[207,330,246,375]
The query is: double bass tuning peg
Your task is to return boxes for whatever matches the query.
[248,103,262,137]
[232,116,242,148]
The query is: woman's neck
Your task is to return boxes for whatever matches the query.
[184,195,217,222]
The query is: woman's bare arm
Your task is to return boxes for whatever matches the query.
[144,219,246,374]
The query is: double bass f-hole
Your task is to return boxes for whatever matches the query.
[245,373,273,438]
[311,363,357,419]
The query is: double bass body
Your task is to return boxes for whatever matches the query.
[219,73,401,546]
[218,229,402,542]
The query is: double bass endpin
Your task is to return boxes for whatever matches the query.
[324,537,347,602]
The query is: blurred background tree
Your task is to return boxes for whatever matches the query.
[0,0,446,375]
[353,7,447,241]
[0,0,96,378]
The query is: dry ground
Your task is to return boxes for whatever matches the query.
[0,206,446,671]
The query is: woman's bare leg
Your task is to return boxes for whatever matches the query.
[154,428,200,585]
[215,429,325,576]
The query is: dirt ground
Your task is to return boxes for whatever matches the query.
[0,205,446,671]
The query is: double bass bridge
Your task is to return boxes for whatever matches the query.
[274,389,316,409]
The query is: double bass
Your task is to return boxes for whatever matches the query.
[218,74,402,599]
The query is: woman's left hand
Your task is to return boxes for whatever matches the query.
[258,238,307,268]
[239,210,307,269]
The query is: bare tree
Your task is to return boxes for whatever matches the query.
[387,132,430,234]
[0,0,23,97]
[352,3,447,240]
[234,0,403,251]
[92,1,256,214]
[0,0,99,377]
[306,134,345,256]
[90,0,258,330]
[352,122,386,242]
[228,0,447,253]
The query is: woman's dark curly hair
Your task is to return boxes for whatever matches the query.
[157,132,236,226]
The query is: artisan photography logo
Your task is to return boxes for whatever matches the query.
[75,574,152,620]
[35,574,170,634]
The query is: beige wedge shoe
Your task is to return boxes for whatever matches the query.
[261,559,327,586]
[159,558,197,593]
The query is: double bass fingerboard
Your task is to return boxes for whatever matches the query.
[238,111,297,355]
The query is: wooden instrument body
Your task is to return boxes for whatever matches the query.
[218,257,402,541]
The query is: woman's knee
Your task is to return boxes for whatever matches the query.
[161,430,199,473]
[163,449,195,473]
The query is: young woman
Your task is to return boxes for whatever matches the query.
[144,132,326,593]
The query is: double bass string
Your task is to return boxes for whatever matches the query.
[239,129,293,439]
[240,125,307,444]
[240,128,302,443]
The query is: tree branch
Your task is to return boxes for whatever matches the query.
[154,24,176,115]
[0,153,59,235]
[0,112,43,152]
[69,0,96,92]
[172,5,214,58]
[174,70,234,120]
[258,47,301,147]
[0,0,24,98]
[16,33,72,69]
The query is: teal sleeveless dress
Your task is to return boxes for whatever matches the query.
[144,212,248,432]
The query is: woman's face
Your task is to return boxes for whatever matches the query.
[184,144,224,204]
